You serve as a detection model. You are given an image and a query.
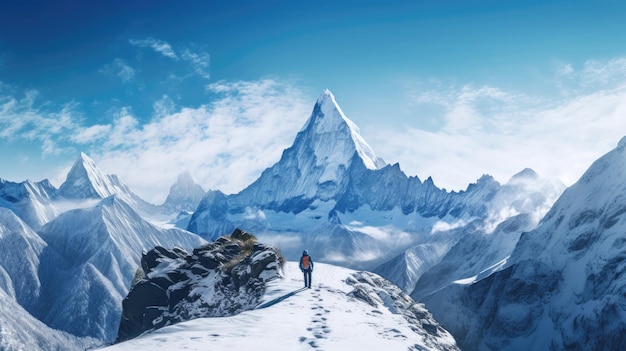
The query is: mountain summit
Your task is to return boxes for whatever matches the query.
[161,171,205,213]
[230,89,386,208]
[302,89,386,172]
[59,153,127,199]
[58,153,157,214]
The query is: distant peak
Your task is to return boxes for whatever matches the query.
[177,171,195,183]
[511,168,539,180]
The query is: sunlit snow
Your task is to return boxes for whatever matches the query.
[100,262,457,351]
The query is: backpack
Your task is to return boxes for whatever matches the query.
[302,255,310,269]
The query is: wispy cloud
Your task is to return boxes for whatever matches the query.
[86,79,310,203]
[115,59,136,82]
[100,58,136,83]
[0,89,78,155]
[554,57,626,95]
[129,37,211,80]
[369,62,626,191]
[70,124,112,144]
[182,49,211,79]
[129,37,178,60]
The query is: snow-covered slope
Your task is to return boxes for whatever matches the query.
[34,195,207,342]
[0,178,60,229]
[0,287,99,351]
[102,262,459,351]
[0,207,100,351]
[0,207,46,307]
[423,137,626,351]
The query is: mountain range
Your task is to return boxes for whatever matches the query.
[0,89,623,350]
[421,137,626,350]
[0,154,207,349]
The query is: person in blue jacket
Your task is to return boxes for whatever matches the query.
[299,250,314,288]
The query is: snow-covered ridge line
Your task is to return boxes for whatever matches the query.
[102,261,459,351]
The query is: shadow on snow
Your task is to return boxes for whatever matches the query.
[255,287,308,309]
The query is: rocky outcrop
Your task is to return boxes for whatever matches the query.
[116,229,284,342]
[346,271,459,351]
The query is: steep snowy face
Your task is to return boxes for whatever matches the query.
[0,288,98,351]
[428,137,626,351]
[0,208,46,308]
[161,171,205,212]
[58,153,160,217]
[234,89,386,206]
[59,153,139,205]
[0,178,60,229]
[302,89,386,172]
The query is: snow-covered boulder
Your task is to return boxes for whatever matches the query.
[116,229,284,342]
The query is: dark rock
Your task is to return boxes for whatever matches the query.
[115,229,284,343]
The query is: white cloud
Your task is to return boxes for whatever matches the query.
[89,79,311,203]
[99,58,136,83]
[0,89,79,155]
[580,57,626,87]
[70,124,112,144]
[129,38,211,80]
[115,59,136,82]
[369,71,626,192]
[182,49,210,79]
[558,63,574,76]
[129,37,178,60]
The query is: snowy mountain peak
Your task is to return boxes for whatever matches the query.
[510,168,539,180]
[59,153,120,199]
[162,171,206,212]
[302,89,386,171]
[57,153,156,215]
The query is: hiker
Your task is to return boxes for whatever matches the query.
[299,250,314,288]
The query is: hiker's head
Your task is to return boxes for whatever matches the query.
[303,250,309,256]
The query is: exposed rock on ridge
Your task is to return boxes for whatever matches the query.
[116,229,284,342]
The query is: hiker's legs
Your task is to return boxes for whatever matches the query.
[304,270,312,288]
[303,271,308,287]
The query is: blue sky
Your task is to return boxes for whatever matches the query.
[1,0,626,203]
